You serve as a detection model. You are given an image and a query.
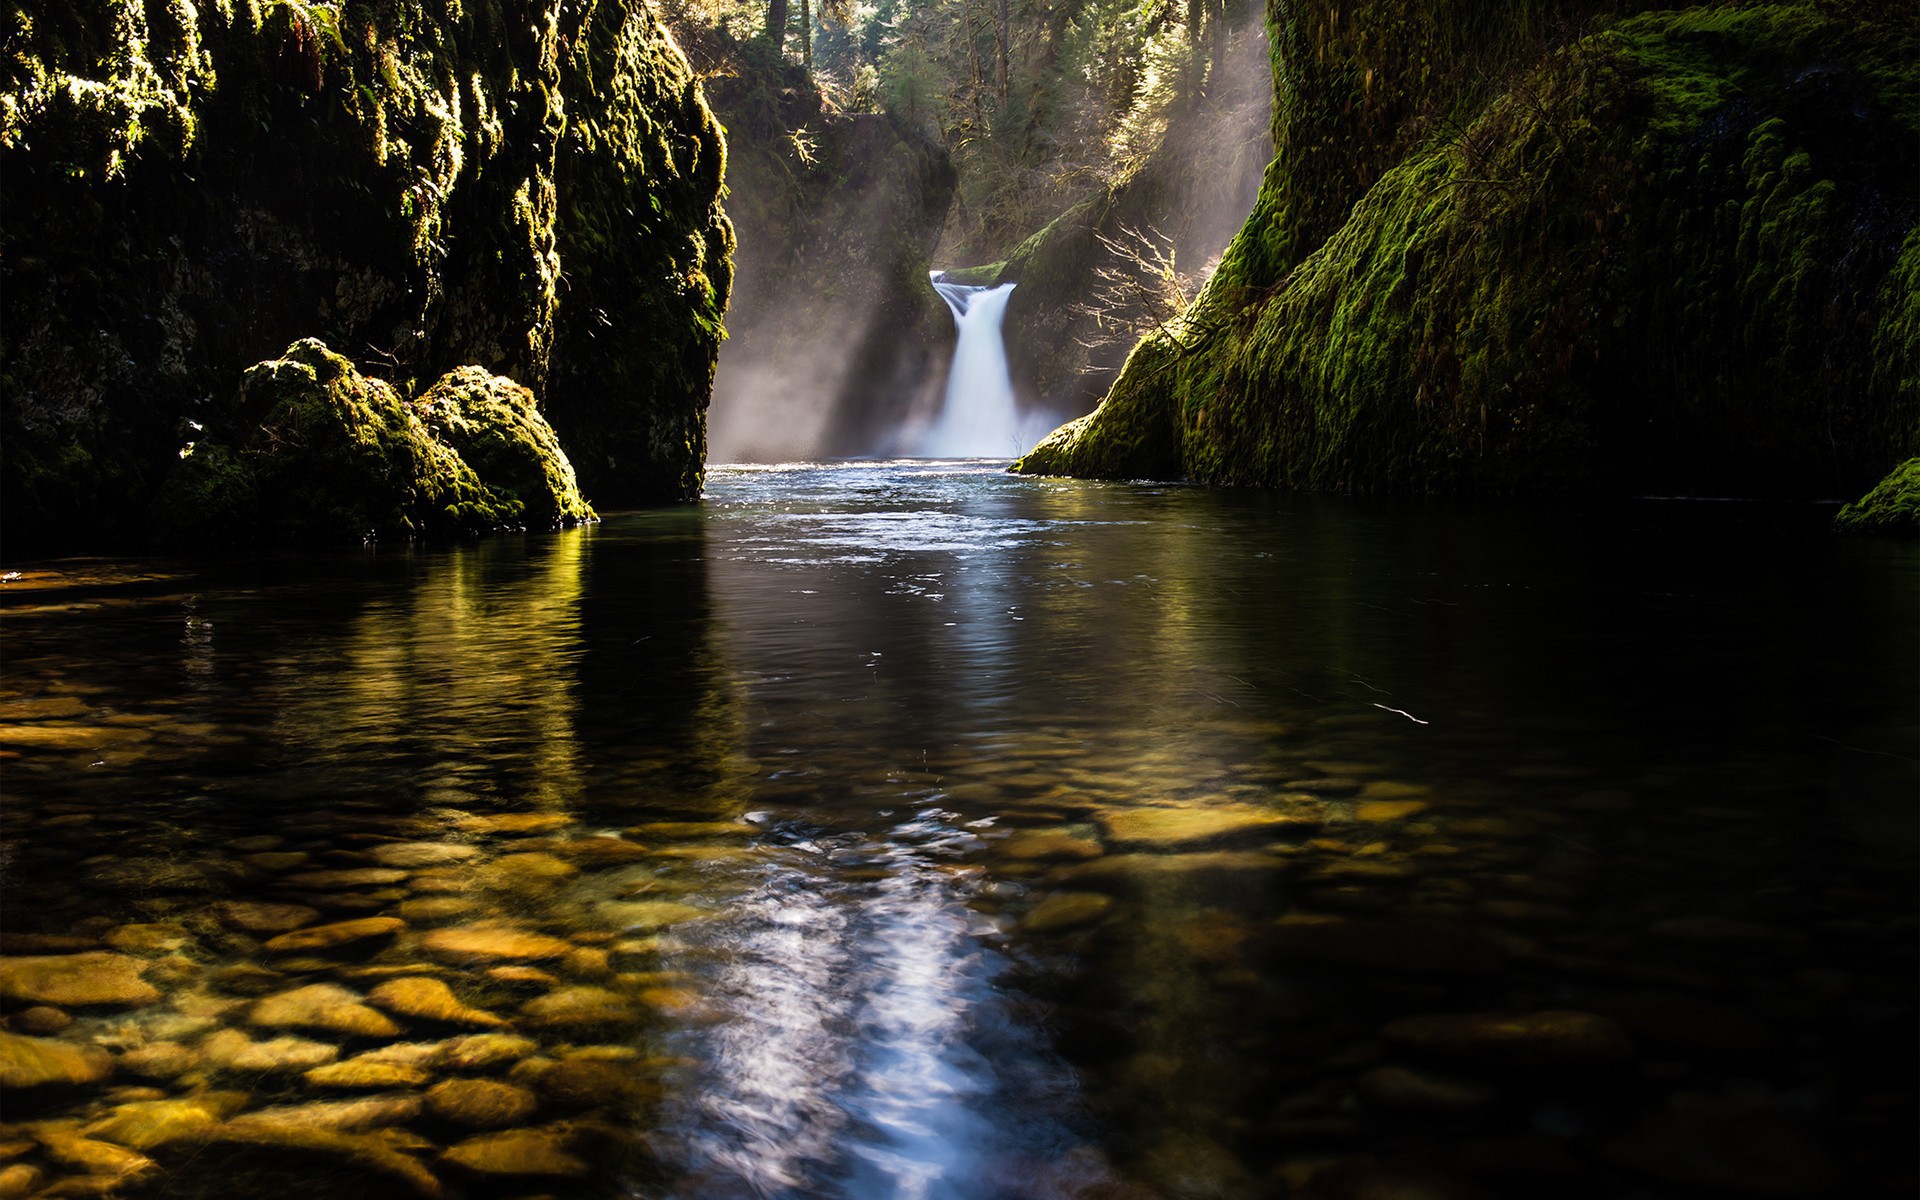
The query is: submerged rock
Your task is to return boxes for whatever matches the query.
[421,926,578,963]
[198,1029,339,1074]
[520,986,639,1029]
[367,978,508,1029]
[214,902,323,935]
[440,1127,589,1179]
[438,1033,540,1072]
[11,1005,72,1034]
[366,841,481,868]
[425,1078,538,1128]
[260,916,405,955]
[85,1093,247,1149]
[0,952,160,1008]
[1099,804,1294,847]
[0,1030,113,1089]
[1022,892,1116,933]
[250,984,401,1039]
[226,1093,425,1134]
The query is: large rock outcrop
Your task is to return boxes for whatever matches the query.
[2,0,731,553]
[1016,0,1918,500]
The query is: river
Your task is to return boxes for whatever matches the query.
[1,460,1914,1199]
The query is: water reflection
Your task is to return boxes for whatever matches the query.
[0,464,1913,1200]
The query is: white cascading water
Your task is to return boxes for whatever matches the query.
[922,275,1021,458]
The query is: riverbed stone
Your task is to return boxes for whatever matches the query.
[472,852,578,894]
[1021,891,1114,933]
[422,926,576,962]
[426,1078,538,1127]
[84,1093,247,1149]
[199,1028,339,1073]
[119,1041,197,1080]
[520,986,637,1029]
[999,830,1104,861]
[1100,804,1294,847]
[438,1032,539,1071]
[1382,1010,1635,1069]
[1602,1099,1834,1195]
[241,851,311,872]
[261,916,404,954]
[226,1093,424,1133]
[214,901,322,934]
[629,820,755,840]
[593,900,707,931]
[454,812,573,836]
[35,1129,156,1182]
[486,964,562,986]
[305,1058,432,1089]
[518,836,651,864]
[394,896,479,922]
[367,977,508,1028]
[11,1005,72,1034]
[367,841,479,868]
[0,1029,113,1088]
[0,1164,41,1198]
[103,923,192,955]
[0,952,160,1007]
[1357,1065,1496,1111]
[1270,916,1509,975]
[1354,799,1432,822]
[441,1127,587,1179]
[251,983,401,1039]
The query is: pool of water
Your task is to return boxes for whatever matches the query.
[1,461,1914,1199]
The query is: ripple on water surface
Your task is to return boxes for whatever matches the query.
[0,461,1913,1199]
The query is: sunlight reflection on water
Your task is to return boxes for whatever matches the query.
[658,810,1106,1199]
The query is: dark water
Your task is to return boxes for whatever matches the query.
[1,461,1914,1199]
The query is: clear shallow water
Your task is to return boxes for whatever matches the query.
[1,461,1915,1199]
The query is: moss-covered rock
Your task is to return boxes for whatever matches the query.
[2,0,728,554]
[419,367,593,529]
[1835,456,1920,534]
[151,340,590,545]
[1017,0,1918,501]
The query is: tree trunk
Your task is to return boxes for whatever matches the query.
[766,0,788,54]
[1186,0,1205,99]
[800,0,813,68]
[993,0,1009,100]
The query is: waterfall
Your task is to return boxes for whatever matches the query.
[922,275,1022,458]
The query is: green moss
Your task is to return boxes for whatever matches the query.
[152,340,592,545]
[419,366,594,528]
[1835,456,1920,534]
[4,0,731,550]
[1021,0,1919,500]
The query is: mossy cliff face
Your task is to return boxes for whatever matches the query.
[152,339,590,544]
[2,0,730,552]
[1017,0,1919,499]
